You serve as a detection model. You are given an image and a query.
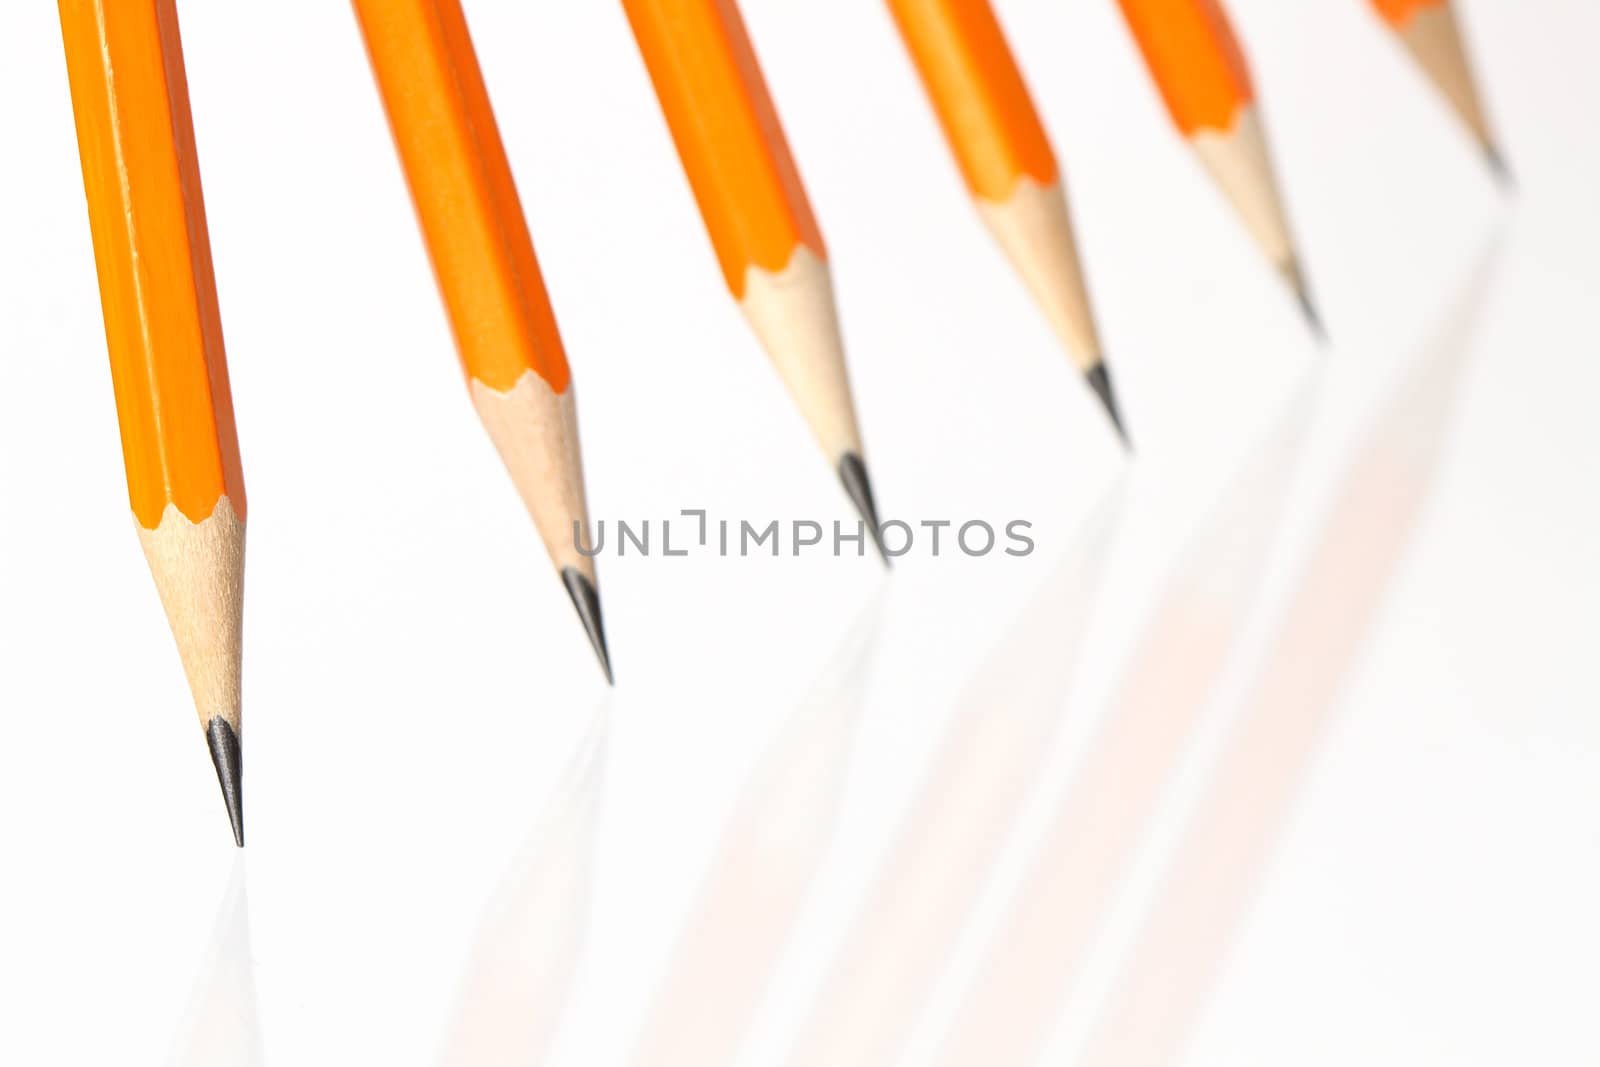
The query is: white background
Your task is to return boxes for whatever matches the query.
[2,0,1598,1064]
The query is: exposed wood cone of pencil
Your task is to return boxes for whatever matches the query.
[352,0,613,681]
[1116,0,1324,336]
[886,0,1130,445]
[1371,0,1508,179]
[59,0,249,846]
[623,0,889,560]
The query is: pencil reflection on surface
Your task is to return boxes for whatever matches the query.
[627,598,884,1067]
[930,371,1319,1067]
[166,858,263,1066]
[782,490,1125,1067]
[1074,238,1501,1067]
[432,706,608,1066]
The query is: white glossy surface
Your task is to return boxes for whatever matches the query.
[2,1,1597,1064]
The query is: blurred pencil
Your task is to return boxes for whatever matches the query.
[1371,0,1507,178]
[352,0,613,681]
[887,0,1129,444]
[1116,0,1322,334]
[59,0,249,846]
[623,0,887,558]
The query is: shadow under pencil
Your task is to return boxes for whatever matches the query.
[165,856,265,1067]
[1071,232,1504,1067]
[624,595,886,1067]
[926,361,1323,1067]
[778,486,1127,1067]
[431,702,610,1067]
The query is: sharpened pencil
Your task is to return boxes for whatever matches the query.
[351,0,613,681]
[59,0,249,847]
[622,0,888,558]
[1371,0,1506,178]
[886,0,1129,444]
[1115,0,1322,333]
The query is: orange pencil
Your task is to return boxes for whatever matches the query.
[1370,0,1506,176]
[623,0,887,558]
[59,0,249,846]
[1116,0,1321,332]
[351,0,612,681]
[887,0,1128,443]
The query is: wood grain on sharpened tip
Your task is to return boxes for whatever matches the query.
[58,0,248,846]
[1116,0,1320,329]
[351,0,612,679]
[1372,0,1504,173]
[885,0,1127,442]
[623,0,886,551]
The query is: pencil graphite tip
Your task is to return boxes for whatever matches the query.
[1298,288,1327,342]
[1284,258,1326,343]
[838,453,889,566]
[205,718,244,848]
[1484,144,1514,188]
[1084,362,1132,450]
[562,568,614,685]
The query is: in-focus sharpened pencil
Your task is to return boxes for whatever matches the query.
[59,0,249,847]
[623,0,889,560]
[886,0,1130,446]
[351,0,613,682]
[1115,0,1323,336]
[1370,0,1507,181]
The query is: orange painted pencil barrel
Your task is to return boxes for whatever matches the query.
[60,0,245,530]
[351,0,570,396]
[1372,0,1441,26]
[1116,0,1254,137]
[59,0,250,844]
[622,0,826,297]
[886,0,1058,201]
